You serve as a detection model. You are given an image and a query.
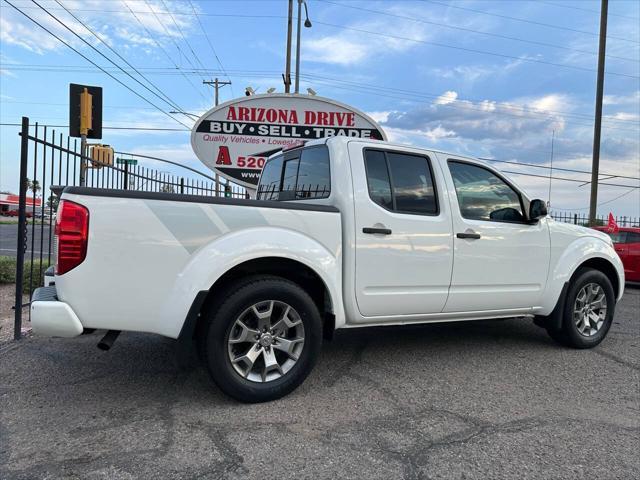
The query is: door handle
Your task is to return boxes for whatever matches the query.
[457,232,481,240]
[363,227,392,235]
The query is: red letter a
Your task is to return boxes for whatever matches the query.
[216,146,232,165]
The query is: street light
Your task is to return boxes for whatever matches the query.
[294,0,311,94]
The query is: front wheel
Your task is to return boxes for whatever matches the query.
[203,276,322,403]
[546,268,615,349]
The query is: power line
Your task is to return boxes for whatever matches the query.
[480,157,640,181]
[539,1,639,21]
[4,2,638,75]
[312,20,640,79]
[550,187,638,211]
[4,61,637,130]
[297,73,640,132]
[300,72,640,129]
[159,0,209,74]
[0,116,640,189]
[421,0,640,45]
[188,0,234,96]
[143,0,204,80]
[123,0,207,102]
[502,169,639,189]
[53,0,187,114]
[317,0,639,63]
[0,122,189,131]
[49,0,188,115]
[3,58,638,131]
[4,0,192,129]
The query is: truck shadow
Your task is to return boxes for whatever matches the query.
[3,315,583,407]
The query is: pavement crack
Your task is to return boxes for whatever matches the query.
[592,348,639,371]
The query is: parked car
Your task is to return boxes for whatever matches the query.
[594,227,640,282]
[2,210,32,217]
[30,137,624,402]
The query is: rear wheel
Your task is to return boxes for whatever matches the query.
[546,268,615,349]
[202,275,322,402]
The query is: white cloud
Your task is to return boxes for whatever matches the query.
[304,17,427,66]
[526,94,571,114]
[383,91,567,142]
[434,91,458,105]
[376,90,639,215]
[607,112,640,122]
[365,111,391,124]
[430,57,526,83]
[603,91,640,106]
[0,1,195,55]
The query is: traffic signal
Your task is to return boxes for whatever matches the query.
[69,83,102,139]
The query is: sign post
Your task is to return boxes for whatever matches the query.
[191,94,386,195]
[69,83,103,186]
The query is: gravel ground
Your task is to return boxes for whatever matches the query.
[0,284,29,343]
[1,287,638,479]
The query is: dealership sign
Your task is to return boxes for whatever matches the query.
[191,94,386,188]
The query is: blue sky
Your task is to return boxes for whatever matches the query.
[1,0,639,215]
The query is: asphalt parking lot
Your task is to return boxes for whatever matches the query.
[1,288,638,479]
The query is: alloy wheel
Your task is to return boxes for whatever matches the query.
[227,300,305,383]
[573,283,608,337]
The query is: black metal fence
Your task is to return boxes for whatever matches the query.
[550,211,639,227]
[8,117,247,340]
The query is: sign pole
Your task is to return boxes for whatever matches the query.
[78,87,92,186]
[79,134,87,186]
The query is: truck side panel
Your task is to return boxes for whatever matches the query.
[55,192,342,338]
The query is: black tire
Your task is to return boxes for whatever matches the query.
[202,275,322,403]
[548,267,615,349]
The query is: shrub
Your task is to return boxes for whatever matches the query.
[0,256,15,283]
[0,256,52,294]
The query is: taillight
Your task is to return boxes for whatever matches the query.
[55,200,89,275]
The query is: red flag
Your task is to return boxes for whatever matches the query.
[607,213,619,234]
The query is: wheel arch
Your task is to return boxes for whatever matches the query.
[538,254,622,331]
[576,257,620,300]
[178,256,337,350]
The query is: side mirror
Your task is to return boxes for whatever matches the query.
[529,199,548,221]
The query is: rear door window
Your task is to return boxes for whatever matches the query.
[256,145,330,201]
[257,155,284,200]
[295,146,331,199]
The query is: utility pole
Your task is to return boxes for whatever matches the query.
[203,78,231,107]
[589,0,608,226]
[203,78,231,196]
[284,0,293,93]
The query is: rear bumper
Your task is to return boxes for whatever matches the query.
[31,286,83,337]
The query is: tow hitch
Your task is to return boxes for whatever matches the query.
[97,330,121,351]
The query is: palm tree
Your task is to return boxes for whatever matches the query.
[26,178,41,196]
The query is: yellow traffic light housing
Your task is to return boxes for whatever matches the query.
[79,87,93,136]
[89,144,114,169]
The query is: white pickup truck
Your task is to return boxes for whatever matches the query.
[32,136,624,402]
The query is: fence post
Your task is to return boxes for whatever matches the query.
[180,177,185,194]
[14,117,30,340]
[123,162,129,190]
[574,214,577,225]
